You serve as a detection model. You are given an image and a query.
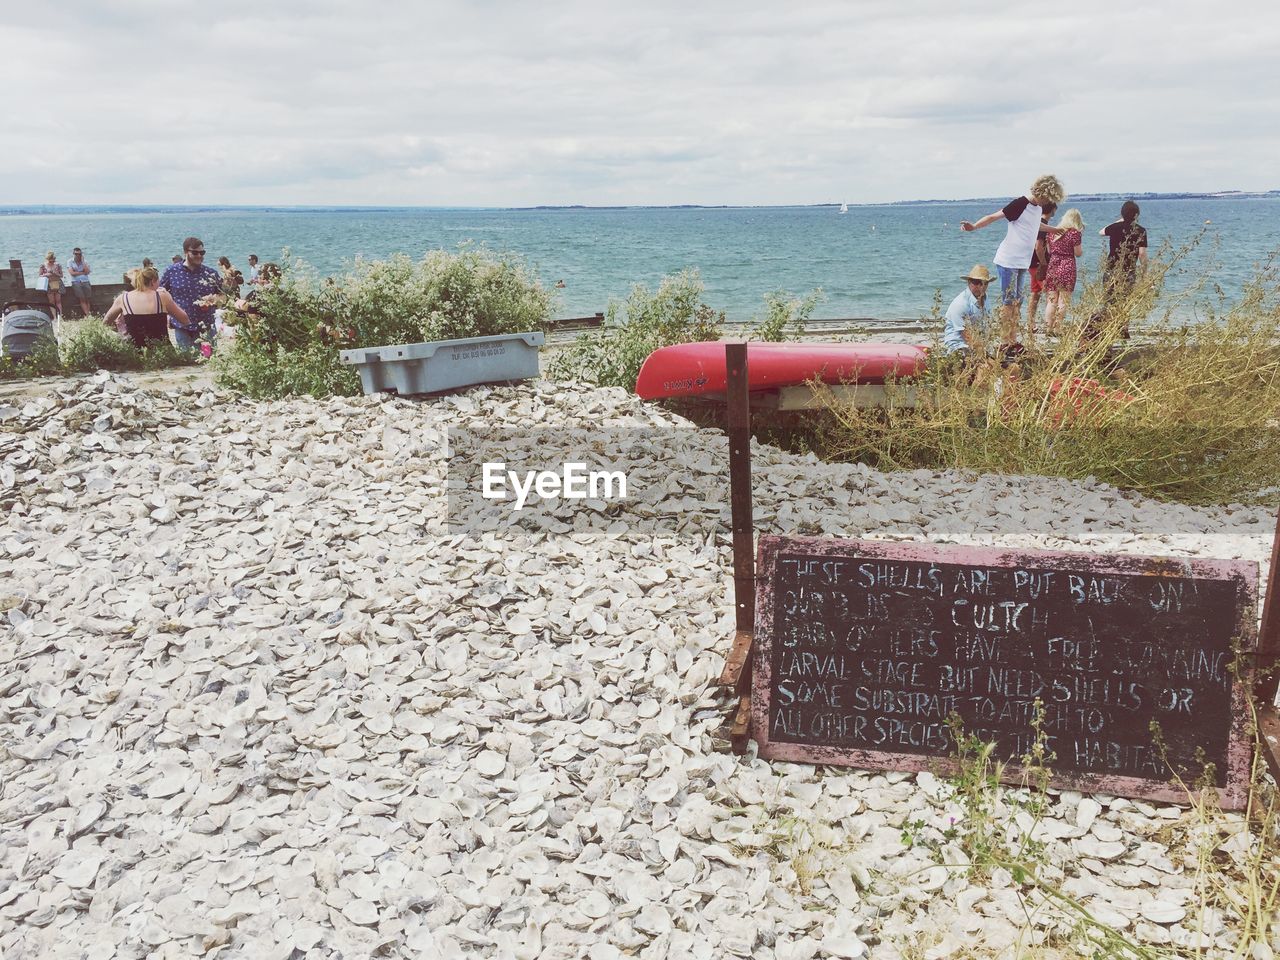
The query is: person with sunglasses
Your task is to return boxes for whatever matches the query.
[160,237,223,352]
[941,265,995,360]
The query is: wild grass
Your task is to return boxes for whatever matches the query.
[821,244,1280,506]
[752,288,823,342]
[942,713,1280,958]
[741,705,1280,958]
[1151,704,1280,957]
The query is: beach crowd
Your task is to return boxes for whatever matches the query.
[24,185,1151,364]
[944,174,1150,359]
[32,239,277,355]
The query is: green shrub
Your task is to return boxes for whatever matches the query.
[0,322,197,381]
[548,269,725,390]
[215,247,553,399]
[215,340,361,399]
[0,335,63,380]
[138,340,199,372]
[752,289,823,342]
[59,321,144,373]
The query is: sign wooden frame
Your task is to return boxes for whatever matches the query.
[1254,508,1280,783]
[749,536,1258,809]
[712,340,1279,808]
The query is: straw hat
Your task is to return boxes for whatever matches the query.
[961,264,994,284]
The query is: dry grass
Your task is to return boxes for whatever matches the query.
[1159,707,1280,957]
[822,245,1280,506]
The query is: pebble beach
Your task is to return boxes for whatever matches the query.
[1,374,1277,959]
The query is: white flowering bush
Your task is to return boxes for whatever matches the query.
[216,247,554,398]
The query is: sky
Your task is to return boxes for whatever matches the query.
[5,0,1278,207]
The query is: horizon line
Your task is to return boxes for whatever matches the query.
[1,189,1277,213]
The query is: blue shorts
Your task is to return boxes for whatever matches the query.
[996,265,1027,305]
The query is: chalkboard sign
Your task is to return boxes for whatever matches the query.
[752,536,1258,808]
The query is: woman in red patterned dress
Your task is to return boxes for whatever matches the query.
[1043,208,1084,336]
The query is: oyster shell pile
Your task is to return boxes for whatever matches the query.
[1,373,1274,958]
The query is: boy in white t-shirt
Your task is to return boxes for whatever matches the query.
[960,174,1066,343]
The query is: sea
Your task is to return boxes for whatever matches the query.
[2,198,1277,322]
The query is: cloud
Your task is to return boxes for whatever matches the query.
[3,0,1276,205]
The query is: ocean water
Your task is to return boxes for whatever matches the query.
[2,199,1277,321]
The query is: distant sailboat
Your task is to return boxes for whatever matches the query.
[839,203,848,214]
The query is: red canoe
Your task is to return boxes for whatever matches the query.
[634,340,929,400]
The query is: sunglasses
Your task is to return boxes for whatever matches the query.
[968,279,988,286]
[190,249,207,255]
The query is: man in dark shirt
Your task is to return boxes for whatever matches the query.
[161,237,223,351]
[1097,201,1148,338]
[1101,200,1148,292]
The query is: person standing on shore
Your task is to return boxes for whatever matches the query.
[1101,201,1148,285]
[1043,209,1085,336]
[161,237,222,352]
[67,247,92,317]
[38,252,64,320]
[959,175,1067,343]
[1080,202,1149,343]
[246,254,260,285]
[1026,203,1057,336]
[1100,200,1148,337]
[941,265,994,359]
[217,256,243,297]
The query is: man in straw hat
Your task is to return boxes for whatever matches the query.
[959,174,1066,343]
[942,265,994,358]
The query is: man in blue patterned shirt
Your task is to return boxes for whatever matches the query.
[160,237,222,351]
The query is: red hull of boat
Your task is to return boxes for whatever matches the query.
[634,341,929,400]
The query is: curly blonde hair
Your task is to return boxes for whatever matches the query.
[1030,174,1065,206]
[1058,208,1084,232]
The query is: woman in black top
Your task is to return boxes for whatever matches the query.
[104,267,189,348]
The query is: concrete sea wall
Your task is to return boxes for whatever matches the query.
[2,259,129,317]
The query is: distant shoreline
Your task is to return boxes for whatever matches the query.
[2,191,1277,217]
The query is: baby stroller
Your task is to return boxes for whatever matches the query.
[2,300,58,363]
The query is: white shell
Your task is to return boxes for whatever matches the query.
[341,898,380,925]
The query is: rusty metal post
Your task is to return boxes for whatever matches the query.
[719,343,755,689]
[720,342,756,753]
[1255,506,1280,780]
[726,342,755,635]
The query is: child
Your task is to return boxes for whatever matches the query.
[1043,209,1085,336]
[1026,202,1057,337]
